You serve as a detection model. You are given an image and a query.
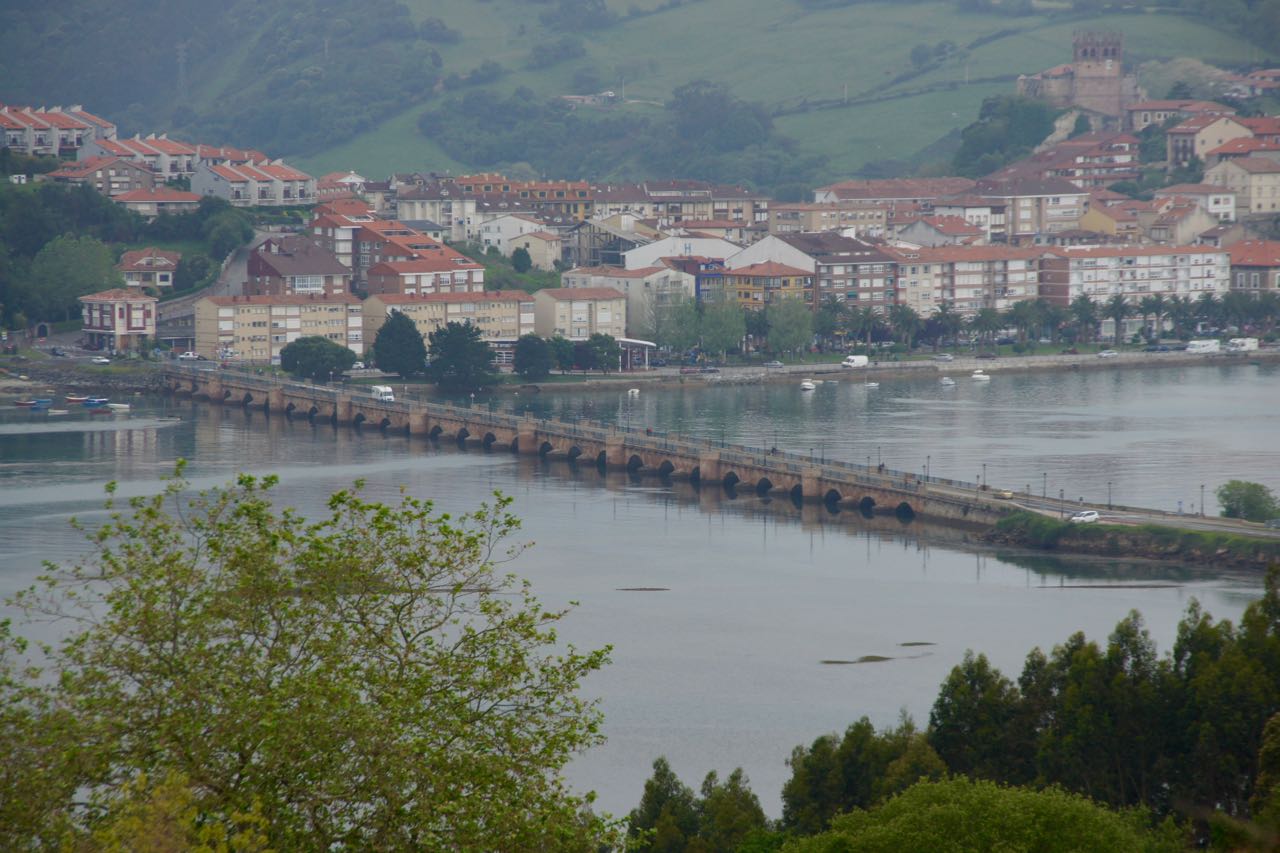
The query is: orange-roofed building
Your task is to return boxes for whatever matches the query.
[533,287,628,341]
[45,155,154,195]
[191,159,315,207]
[1,104,115,156]
[116,248,182,290]
[113,186,202,217]
[715,262,814,309]
[79,288,157,353]
[1227,240,1280,293]
[363,291,535,365]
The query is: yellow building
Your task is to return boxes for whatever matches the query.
[363,291,535,366]
[713,262,813,309]
[532,287,627,340]
[194,294,363,363]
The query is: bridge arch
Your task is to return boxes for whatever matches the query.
[429,424,443,440]
[456,427,470,445]
[567,446,582,462]
[658,460,675,477]
[690,466,701,484]
[823,488,842,506]
[859,496,876,516]
[722,471,739,488]
[285,402,296,417]
[221,389,231,401]
[755,477,773,496]
[595,450,607,469]
[895,501,916,521]
[307,405,319,421]
[540,440,554,457]
[353,412,366,428]
[240,392,253,408]
[483,432,497,449]
[626,454,644,472]
[789,484,803,504]
[379,416,392,430]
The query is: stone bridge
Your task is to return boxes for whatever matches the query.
[163,367,1015,527]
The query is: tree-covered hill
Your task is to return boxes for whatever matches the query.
[0,0,1273,189]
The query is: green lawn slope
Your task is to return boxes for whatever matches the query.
[297,0,1268,181]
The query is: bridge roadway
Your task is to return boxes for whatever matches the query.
[160,365,1280,539]
[162,366,1020,526]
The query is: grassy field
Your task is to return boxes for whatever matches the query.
[294,0,1271,181]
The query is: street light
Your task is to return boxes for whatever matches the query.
[982,462,986,488]
[926,454,931,479]
[877,445,881,467]
[1042,472,1047,499]
[1059,488,1065,518]
[1107,481,1112,509]
[1200,484,1205,517]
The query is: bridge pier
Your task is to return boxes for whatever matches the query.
[605,435,628,469]
[408,411,430,436]
[697,451,721,484]
[801,467,823,503]
[517,419,538,455]
[335,395,353,425]
[267,387,284,414]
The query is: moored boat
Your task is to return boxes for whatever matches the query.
[799,378,816,391]
[940,376,956,387]
[14,399,38,407]
[64,394,89,404]
[106,403,131,412]
[864,381,880,389]
[46,409,69,416]
[971,369,991,381]
[83,397,109,406]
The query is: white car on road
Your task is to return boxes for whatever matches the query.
[1070,510,1100,524]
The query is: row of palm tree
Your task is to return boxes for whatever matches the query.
[816,291,1280,351]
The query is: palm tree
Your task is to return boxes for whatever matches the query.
[887,304,921,350]
[1104,294,1129,344]
[1255,291,1280,336]
[1004,300,1040,345]
[1195,292,1220,333]
[1221,291,1253,332]
[1069,295,1099,344]
[848,305,881,354]
[929,301,964,351]
[968,307,1002,347]
[1148,293,1167,340]
[1035,298,1068,343]
[1166,295,1196,339]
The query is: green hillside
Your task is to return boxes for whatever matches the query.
[0,0,1270,187]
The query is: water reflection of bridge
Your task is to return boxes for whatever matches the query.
[165,366,1018,527]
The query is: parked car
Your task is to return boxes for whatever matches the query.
[1097,349,1119,358]
[932,353,955,362]
[1144,344,1171,352]
[350,361,366,370]
[50,347,67,357]
[178,351,201,361]
[993,489,1014,499]
[90,356,111,365]
[762,360,784,368]
[1070,510,1100,524]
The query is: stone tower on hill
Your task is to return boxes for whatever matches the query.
[1017,31,1144,122]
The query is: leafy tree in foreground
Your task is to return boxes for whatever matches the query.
[700,300,745,360]
[628,758,770,853]
[5,469,614,850]
[511,246,532,273]
[782,778,1186,853]
[1217,480,1279,522]
[427,320,498,389]
[16,234,121,321]
[371,309,427,378]
[279,335,356,382]
[514,333,553,380]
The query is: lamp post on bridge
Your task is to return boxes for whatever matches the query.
[1042,472,1047,499]
[1107,481,1112,509]
[1059,488,1065,518]
[982,463,986,489]
[926,454,930,480]
[1200,483,1205,517]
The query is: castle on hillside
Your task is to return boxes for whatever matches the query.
[1017,31,1145,122]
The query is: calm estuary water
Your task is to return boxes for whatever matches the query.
[1,361,1276,816]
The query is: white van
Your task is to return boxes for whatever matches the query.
[1185,339,1220,354]
[841,354,869,368]
[1227,337,1259,352]
[370,385,396,402]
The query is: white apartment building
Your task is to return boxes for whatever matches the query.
[195,294,363,363]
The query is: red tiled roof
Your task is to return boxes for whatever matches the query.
[816,177,976,201]
[1154,183,1233,196]
[1228,240,1280,267]
[113,187,201,203]
[10,108,51,129]
[48,156,128,178]
[117,248,182,270]
[203,293,362,306]
[538,287,627,300]
[1046,245,1225,259]
[90,138,134,156]
[913,246,1044,263]
[725,262,812,277]
[38,110,89,130]
[368,257,483,275]
[918,215,983,235]
[1207,138,1280,156]
[566,266,665,278]
[142,136,196,155]
[209,164,250,182]
[258,162,312,181]
[80,288,158,302]
[1222,157,1280,174]
[1168,114,1245,134]
[371,290,532,305]
[68,108,114,129]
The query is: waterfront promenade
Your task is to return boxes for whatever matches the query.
[161,364,1280,540]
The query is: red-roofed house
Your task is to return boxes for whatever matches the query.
[1166,115,1252,166]
[113,187,202,217]
[1205,137,1280,167]
[1227,240,1280,293]
[247,235,351,297]
[1205,157,1280,218]
[45,155,154,195]
[534,288,628,341]
[897,215,986,247]
[365,255,486,297]
[1,104,115,156]
[1125,100,1235,133]
[715,262,814,309]
[116,248,181,290]
[191,160,315,207]
[1152,184,1237,222]
[1038,246,1230,311]
[561,265,695,335]
[79,288,157,353]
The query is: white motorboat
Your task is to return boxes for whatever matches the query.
[627,388,640,396]
[864,381,880,389]
[799,378,816,391]
[971,370,991,381]
[106,402,131,411]
[940,376,957,387]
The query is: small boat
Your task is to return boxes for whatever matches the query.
[864,381,880,389]
[30,398,53,408]
[64,394,89,404]
[83,397,109,406]
[106,402,131,412]
[799,379,816,391]
[627,388,640,396]
[46,409,69,416]
[13,399,38,407]
[971,370,991,381]
[940,377,957,387]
